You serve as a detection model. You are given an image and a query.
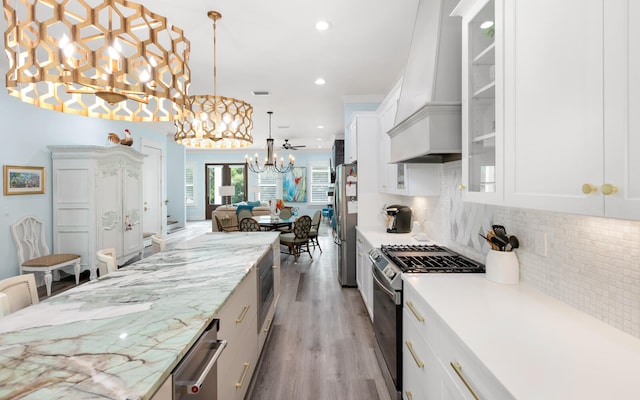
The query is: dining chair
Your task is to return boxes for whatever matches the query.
[278,208,292,219]
[237,208,253,224]
[308,210,322,252]
[214,215,240,232]
[239,217,261,232]
[280,215,313,262]
[0,273,39,317]
[151,235,166,253]
[11,216,82,297]
[96,248,117,277]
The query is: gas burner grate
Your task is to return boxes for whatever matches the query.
[381,244,485,274]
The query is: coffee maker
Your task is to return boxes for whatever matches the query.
[385,205,412,233]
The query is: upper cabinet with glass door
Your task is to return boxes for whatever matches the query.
[452,0,503,204]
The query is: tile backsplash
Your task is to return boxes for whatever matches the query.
[407,161,640,338]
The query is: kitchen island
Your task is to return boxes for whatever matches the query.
[0,231,279,399]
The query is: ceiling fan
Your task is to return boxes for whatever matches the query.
[281,139,306,150]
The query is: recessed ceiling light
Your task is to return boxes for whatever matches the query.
[315,78,326,85]
[315,20,331,31]
[316,137,323,141]
[317,125,325,129]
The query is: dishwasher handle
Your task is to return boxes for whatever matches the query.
[174,338,227,395]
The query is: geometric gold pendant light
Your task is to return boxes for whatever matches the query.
[174,11,253,149]
[2,0,191,122]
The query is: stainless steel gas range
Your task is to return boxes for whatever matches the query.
[368,244,485,400]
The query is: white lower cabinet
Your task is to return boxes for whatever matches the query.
[403,281,514,400]
[214,268,258,400]
[356,231,373,321]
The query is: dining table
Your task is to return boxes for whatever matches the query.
[255,214,297,231]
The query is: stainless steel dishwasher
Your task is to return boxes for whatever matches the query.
[173,319,227,399]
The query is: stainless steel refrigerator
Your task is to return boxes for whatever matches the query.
[334,163,358,287]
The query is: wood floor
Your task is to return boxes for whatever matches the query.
[247,223,391,400]
[41,220,391,400]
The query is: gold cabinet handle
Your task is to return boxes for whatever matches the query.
[458,184,466,190]
[235,304,250,324]
[450,362,479,400]
[235,362,251,389]
[601,183,618,195]
[272,264,278,269]
[405,341,424,368]
[406,301,425,322]
[581,183,598,194]
[263,318,273,333]
[405,391,414,400]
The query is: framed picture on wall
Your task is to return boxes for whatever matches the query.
[3,165,45,195]
[282,167,306,202]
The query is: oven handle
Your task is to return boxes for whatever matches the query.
[371,266,401,305]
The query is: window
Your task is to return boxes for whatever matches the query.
[185,164,196,206]
[310,165,331,204]
[258,173,278,201]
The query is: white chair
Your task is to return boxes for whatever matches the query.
[151,235,166,253]
[0,273,39,317]
[11,216,81,297]
[96,248,117,277]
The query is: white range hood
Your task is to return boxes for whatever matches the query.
[389,0,462,163]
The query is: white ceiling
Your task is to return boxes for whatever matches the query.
[138,0,420,151]
[1,0,420,151]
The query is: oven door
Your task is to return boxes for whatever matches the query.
[371,263,402,399]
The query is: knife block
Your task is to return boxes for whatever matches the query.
[485,250,519,285]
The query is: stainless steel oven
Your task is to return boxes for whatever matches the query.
[369,244,485,400]
[370,254,402,400]
[257,248,274,332]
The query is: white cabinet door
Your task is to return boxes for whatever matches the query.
[346,118,358,164]
[603,0,640,220]
[454,0,504,205]
[503,0,605,215]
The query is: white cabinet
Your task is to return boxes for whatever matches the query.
[49,146,145,278]
[356,231,373,321]
[453,0,504,205]
[215,267,258,400]
[349,112,387,226]
[345,117,358,164]
[502,0,640,220]
[402,280,514,400]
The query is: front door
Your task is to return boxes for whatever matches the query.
[204,163,248,219]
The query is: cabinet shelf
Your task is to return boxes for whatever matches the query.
[473,42,495,65]
[472,132,496,142]
[473,81,495,98]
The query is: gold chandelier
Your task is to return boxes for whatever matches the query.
[174,10,253,149]
[2,0,191,122]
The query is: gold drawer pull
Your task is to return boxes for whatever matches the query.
[405,391,414,400]
[236,304,250,324]
[406,301,425,322]
[235,362,251,389]
[601,183,618,195]
[263,318,273,332]
[450,361,479,400]
[405,341,424,368]
[272,264,278,269]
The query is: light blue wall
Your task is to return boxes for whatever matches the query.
[344,102,379,132]
[0,92,173,279]
[186,150,332,221]
[166,139,187,230]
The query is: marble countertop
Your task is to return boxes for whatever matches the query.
[0,232,279,400]
[403,275,640,399]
